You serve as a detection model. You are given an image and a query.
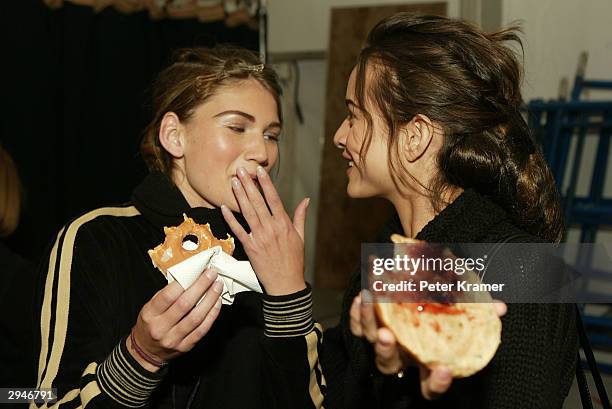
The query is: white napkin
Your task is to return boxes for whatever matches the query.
[166,246,262,305]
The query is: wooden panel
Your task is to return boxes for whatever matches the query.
[315,3,447,289]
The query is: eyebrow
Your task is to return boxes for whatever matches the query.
[214,110,255,121]
[214,110,281,130]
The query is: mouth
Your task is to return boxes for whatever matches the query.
[341,150,355,171]
[345,160,355,177]
[233,174,262,191]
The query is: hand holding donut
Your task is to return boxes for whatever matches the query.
[128,269,223,372]
[221,166,309,296]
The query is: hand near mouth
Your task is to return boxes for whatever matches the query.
[221,165,310,296]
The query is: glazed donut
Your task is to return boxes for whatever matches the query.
[148,214,235,276]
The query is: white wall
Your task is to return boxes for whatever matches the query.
[269,60,328,285]
[291,61,328,284]
[503,0,612,244]
[268,0,460,53]
[502,0,612,101]
[268,1,459,283]
[268,0,612,278]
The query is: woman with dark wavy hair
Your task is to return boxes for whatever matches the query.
[226,12,577,409]
[331,13,576,409]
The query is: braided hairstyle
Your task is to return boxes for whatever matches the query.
[353,13,563,242]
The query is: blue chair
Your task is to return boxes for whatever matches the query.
[527,58,612,372]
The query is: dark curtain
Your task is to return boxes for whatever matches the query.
[0,0,259,260]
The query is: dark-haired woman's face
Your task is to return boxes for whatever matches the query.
[333,68,395,199]
[174,79,281,211]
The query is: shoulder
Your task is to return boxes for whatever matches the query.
[67,204,141,235]
[67,204,142,233]
[49,204,143,259]
[484,220,548,244]
[36,204,150,308]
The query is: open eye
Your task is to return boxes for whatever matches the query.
[346,112,355,127]
[264,133,280,142]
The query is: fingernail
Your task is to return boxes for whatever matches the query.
[362,290,372,303]
[306,197,311,207]
[231,178,240,188]
[237,167,246,177]
[213,280,224,293]
[205,269,217,280]
[257,166,265,176]
[378,330,393,345]
[438,367,452,381]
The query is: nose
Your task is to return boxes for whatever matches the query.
[246,134,270,167]
[333,119,348,149]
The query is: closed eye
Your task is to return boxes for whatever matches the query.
[228,126,245,133]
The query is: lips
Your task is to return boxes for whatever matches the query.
[341,149,355,168]
[233,173,262,192]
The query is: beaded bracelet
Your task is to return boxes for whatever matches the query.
[129,327,168,368]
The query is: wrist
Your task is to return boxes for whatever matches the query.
[264,280,307,296]
[98,337,167,407]
[126,332,163,373]
[262,284,314,337]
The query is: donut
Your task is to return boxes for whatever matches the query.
[148,214,235,276]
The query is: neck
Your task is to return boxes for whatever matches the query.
[388,186,464,238]
[171,168,215,209]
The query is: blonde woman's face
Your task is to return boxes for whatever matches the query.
[333,68,395,199]
[175,79,281,211]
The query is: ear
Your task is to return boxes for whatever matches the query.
[401,114,435,162]
[159,112,186,159]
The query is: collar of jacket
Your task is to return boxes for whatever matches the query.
[131,171,250,260]
[415,188,510,243]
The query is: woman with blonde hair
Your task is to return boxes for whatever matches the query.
[31,47,318,409]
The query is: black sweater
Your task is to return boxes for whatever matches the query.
[320,188,578,409]
[32,172,323,409]
[32,173,577,409]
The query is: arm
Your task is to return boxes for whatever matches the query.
[403,247,578,409]
[473,244,578,408]
[32,217,166,409]
[221,167,327,408]
[318,270,378,409]
[33,213,224,409]
[477,302,577,409]
[259,285,325,409]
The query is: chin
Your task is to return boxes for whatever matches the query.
[347,181,380,199]
[225,198,241,213]
[346,184,366,199]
